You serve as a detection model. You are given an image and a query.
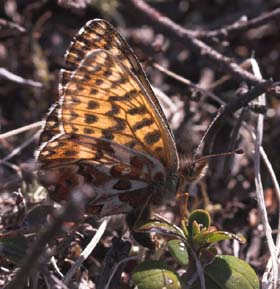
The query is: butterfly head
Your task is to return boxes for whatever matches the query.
[178,148,243,188]
[179,157,208,186]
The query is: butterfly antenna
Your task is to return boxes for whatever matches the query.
[196,148,243,163]
[193,108,222,160]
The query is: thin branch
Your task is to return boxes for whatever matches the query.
[221,80,273,115]
[0,19,26,38]
[201,80,273,151]
[152,62,224,105]
[195,8,280,39]
[0,67,43,88]
[0,19,26,33]
[0,131,40,164]
[50,256,64,278]
[0,121,43,139]
[0,161,23,185]
[153,59,280,211]
[129,0,265,86]
[208,59,256,90]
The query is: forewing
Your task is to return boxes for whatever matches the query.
[61,19,178,169]
[64,19,163,108]
[60,49,177,169]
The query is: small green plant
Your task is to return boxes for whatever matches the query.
[132,209,259,289]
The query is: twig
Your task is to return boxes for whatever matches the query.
[195,8,280,39]
[0,121,43,139]
[208,59,255,90]
[0,161,23,180]
[0,67,43,88]
[0,131,40,163]
[129,0,265,86]
[152,62,223,105]
[221,80,273,115]
[62,218,109,285]
[50,256,64,278]
[0,19,26,38]
[42,271,69,289]
[154,58,280,217]
[201,80,273,153]
[0,19,26,33]
[250,59,278,289]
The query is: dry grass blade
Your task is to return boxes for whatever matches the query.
[62,218,109,285]
[251,59,278,289]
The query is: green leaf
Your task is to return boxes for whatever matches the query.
[136,220,185,240]
[132,261,182,289]
[188,210,211,237]
[190,255,259,289]
[189,210,211,229]
[193,230,246,246]
[167,239,189,266]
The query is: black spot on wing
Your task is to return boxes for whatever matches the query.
[85,114,98,124]
[87,100,100,110]
[144,130,161,145]
[132,118,153,131]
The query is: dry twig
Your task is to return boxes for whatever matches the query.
[0,68,43,88]
[195,8,280,39]
[129,0,266,86]
[0,121,43,140]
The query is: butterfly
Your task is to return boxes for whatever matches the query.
[35,19,208,231]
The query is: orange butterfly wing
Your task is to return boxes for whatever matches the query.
[36,19,179,216]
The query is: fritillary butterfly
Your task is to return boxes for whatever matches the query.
[36,19,208,221]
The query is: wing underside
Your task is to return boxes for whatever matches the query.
[36,19,179,216]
